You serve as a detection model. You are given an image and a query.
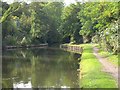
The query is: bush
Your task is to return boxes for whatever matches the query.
[92,21,118,54]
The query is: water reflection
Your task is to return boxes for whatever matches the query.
[2,48,81,88]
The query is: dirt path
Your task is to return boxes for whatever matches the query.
[93,47,119,83]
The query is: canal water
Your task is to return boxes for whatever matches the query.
[2,47,81,88]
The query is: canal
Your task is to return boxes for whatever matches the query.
[2,47,81,88]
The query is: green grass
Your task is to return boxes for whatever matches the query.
[62,44,118,90]
[108,55,119,66]
[98,50,111,57]
[79,44,117,88]
[62,43,118,88]
[95,45,119,67]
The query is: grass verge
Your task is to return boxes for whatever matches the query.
[79,44,117,88]
[95,44,119,67]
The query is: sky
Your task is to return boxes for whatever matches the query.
[2,0,77,5]
[64,0,76,5]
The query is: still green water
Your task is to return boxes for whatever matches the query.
[2,47,81,88]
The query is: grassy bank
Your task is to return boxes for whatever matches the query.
[95,45,119,67]
[64,43,117,88]
[79,44,117,88]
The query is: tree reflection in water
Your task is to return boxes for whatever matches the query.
[2,48,81,88]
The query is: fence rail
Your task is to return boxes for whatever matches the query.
[4,43,48,49]
[60,44,83,54]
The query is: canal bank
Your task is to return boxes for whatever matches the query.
[61,44,118,88]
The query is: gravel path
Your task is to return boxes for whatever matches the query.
[93,47,119,85]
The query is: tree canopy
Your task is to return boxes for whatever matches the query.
[1,1,119,54]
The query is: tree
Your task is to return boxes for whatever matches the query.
[78,2,119,53]
[60,3,83,44]
[1,2,21,23]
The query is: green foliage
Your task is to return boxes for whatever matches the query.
[1,2,21,23]
[78,2,98,43]
[78,2,118,53]
[2,1,119,54]
[2,2,64,46]
[60,3,83,44]
[92,21,118,54]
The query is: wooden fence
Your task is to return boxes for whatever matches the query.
[60,44,83,54]
[4,43,48,49]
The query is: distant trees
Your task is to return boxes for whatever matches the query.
[2,2,64,46]
[1,1,119,54]
[39,2,64,45]
[60,3,83,44]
